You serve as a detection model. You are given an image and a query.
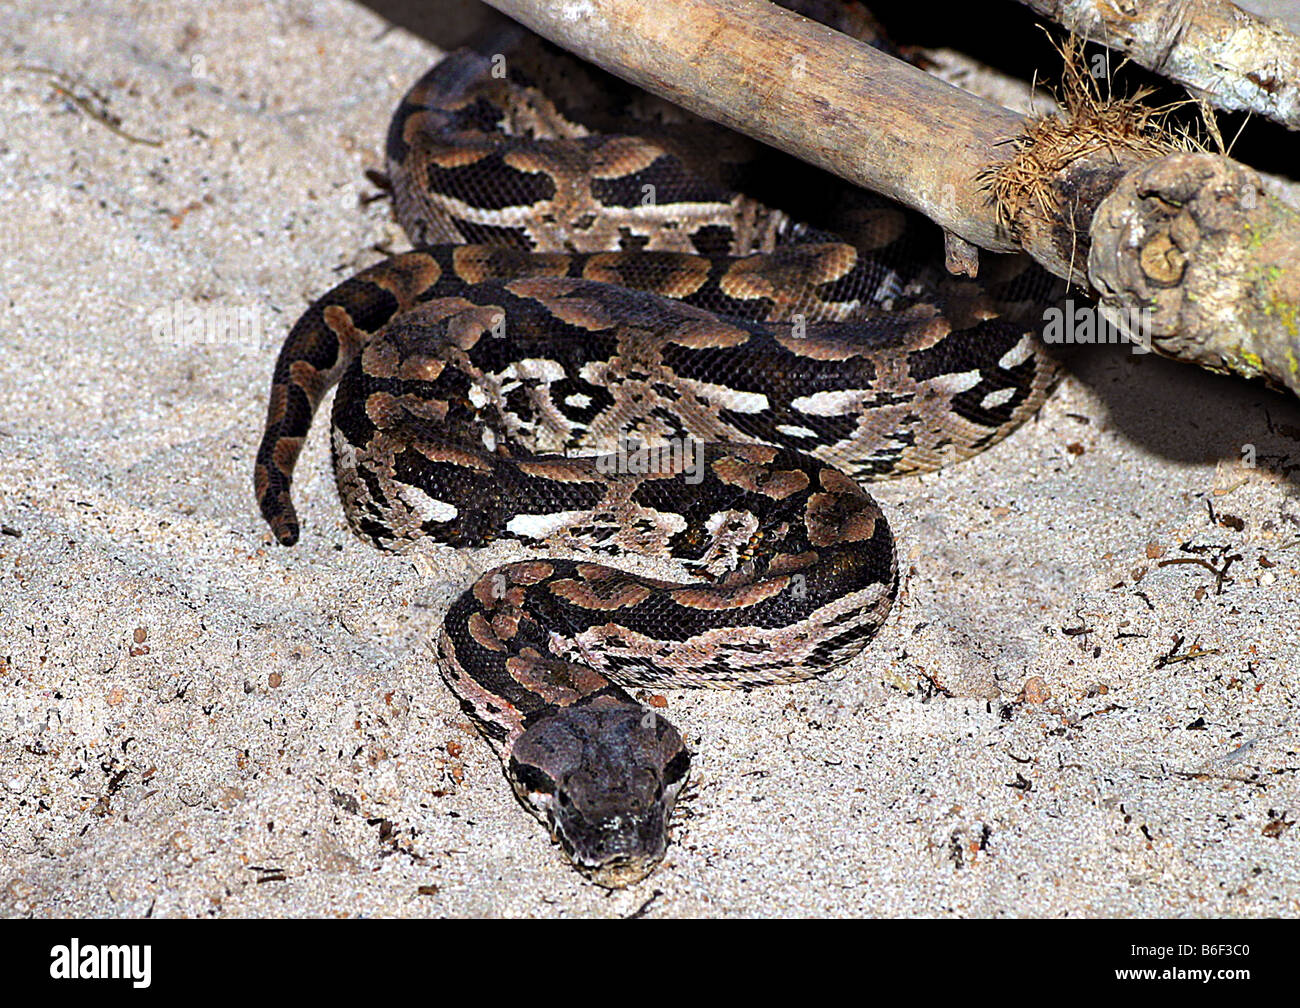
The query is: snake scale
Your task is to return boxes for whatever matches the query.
[253,3,1062,886]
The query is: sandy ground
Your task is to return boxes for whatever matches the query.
[1,0,1298,919]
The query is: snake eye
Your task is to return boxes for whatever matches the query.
[511,761,555,795]
[663,749,690,786]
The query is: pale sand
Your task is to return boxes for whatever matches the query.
[1,0,1297,918]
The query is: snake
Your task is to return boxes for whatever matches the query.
[252,3,1062,887]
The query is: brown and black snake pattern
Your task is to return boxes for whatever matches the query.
[252,6,1063,886]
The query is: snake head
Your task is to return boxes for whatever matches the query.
[508,696,690,888]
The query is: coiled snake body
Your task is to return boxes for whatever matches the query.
[254,8,1061,886]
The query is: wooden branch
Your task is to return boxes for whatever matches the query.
[475,0,1300,397]
[1089,153,1300,390]
[920,47,1058,117]
[1237,1,1300,39]
[1017,0,1300,131]
[480,0,1027,253]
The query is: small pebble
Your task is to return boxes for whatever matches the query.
[1021,677,1051,704]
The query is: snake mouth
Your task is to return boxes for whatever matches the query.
[552,812,669,889]
[579,853,662,889]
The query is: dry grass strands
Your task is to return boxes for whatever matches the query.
[985,36,1197,281]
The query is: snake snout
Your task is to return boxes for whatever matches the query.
[561,807,668,888]
[554,785,673,879]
